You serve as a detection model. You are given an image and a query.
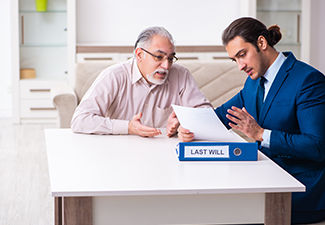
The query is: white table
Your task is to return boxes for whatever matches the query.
[45,129,305,225]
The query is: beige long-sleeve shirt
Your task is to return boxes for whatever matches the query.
[71,58,212,134]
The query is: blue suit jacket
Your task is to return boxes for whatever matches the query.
[215,52,325,211]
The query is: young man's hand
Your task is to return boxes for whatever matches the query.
[226,106,264,141]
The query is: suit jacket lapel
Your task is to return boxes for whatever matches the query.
[259,52,296,125]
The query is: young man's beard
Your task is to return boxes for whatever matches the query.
[256,50,269,79]
[146,69,169,85]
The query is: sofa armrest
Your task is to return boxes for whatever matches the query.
[51,84,78,128]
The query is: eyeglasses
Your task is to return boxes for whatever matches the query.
[141,48,178,64]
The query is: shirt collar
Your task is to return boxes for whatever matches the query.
[132,58,144,84]
[263,52,286,84]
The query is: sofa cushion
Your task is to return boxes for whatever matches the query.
[177,60,245,107]
[74,62,118,102]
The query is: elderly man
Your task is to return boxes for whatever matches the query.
[178,17,325,224]
[71,26,212,137]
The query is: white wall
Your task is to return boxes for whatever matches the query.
[310,0,325,74]
[76,0,243,46]
[0,0,13,118]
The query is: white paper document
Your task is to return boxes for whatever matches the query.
[172,105,244,142]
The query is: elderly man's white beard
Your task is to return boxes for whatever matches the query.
[146,69,169,85]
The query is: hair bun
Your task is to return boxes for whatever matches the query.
[268,25,282,45]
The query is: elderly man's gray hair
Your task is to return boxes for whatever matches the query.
[134,27,174,50]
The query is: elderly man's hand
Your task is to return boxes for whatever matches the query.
[177,126,194,142]
[166,111,180,137]
[128,113,162,137]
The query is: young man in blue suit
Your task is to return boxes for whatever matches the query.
[178,17,325,224]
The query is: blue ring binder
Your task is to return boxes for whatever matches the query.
[176,142,258,161]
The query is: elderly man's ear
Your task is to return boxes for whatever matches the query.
[135,48,143,62]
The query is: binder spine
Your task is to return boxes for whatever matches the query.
[177,142,258,161]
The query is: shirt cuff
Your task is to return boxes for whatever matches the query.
[261,129,271,148]
[112,119,129,135]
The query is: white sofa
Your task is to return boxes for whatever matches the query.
[51,60,246,129]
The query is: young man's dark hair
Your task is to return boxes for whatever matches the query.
[222,17,282,51]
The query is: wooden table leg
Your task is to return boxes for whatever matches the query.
[55,197,63,225]
[265,192,291,225]
[64,197,92,225]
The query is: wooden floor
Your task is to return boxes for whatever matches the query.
[0,118,55,225]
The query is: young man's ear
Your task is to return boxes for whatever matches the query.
[257,35,268,51]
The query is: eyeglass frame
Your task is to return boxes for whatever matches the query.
[140,48,178,64]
